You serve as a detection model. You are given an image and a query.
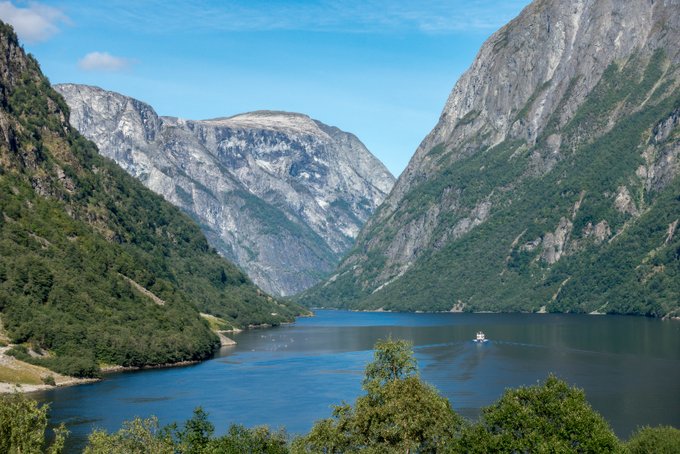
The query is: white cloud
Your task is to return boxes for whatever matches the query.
[0,1,69,43]
[78,51,132,72]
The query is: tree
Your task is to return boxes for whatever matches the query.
[83,416,175,454]
[624,426,680,454]
[0,392,67,454]
[208,424,289,454]
[83,408,288,454]
[455,375,621,453]
[363,337,417,387]
[293,338,462,453]
[175,407,214,454]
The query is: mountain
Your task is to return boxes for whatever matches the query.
[299,0,680,317]
[0,22,303,377]
[53,84,395,296]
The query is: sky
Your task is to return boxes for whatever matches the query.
[0,0,531,177]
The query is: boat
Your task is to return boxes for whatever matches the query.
[474,331,488,343]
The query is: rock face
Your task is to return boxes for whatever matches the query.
[301,0,680,317]
[55,84,395,296]
[0,21,304,377]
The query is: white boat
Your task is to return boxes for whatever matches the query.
[474,331,488,343]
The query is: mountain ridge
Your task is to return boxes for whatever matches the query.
[55,83,395,296]
[299,0,680,317]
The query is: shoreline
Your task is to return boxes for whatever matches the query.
[1,356,212,396]
[0,316,303,395]
[325,307,680,319]
[0,344,100,395]
[100,359,202,374]
[5,309,676,395]
[3,357,223,394]
[0,377,99,395]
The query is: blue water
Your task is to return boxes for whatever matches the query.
[33,311,680,452]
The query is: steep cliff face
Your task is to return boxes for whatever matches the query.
[54,84,395,296]
[301,0,680,317]
[0,22,303,377]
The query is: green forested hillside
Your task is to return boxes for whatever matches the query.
[299,49,680,317]
[0,23,302,376]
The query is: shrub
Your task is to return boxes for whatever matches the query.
[625,426,680,454]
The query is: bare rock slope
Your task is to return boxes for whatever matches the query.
[300,0,680,317]
[55,84,395,296]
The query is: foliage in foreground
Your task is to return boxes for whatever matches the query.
[292,337,462,453]
[455,375,620,453]
[0,393,66,454]
[83,409,287,454]
[623,426,680,454]
[2,339,679,453]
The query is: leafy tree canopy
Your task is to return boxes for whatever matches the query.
[624,426,680,454]
[0,393,66,454]
[456,375,620,453]
[293,338,462,453]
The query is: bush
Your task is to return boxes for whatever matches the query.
[39,356,100,379]
[6,345,29,359]
[0,393,67,454]
[456,375,620,453]
[625,426,680,453]
[83,409,288,454]
[84,416,174,454]
[209,425,288,454]
[6,346,100,378]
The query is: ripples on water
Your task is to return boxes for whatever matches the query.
[33,311,680,452]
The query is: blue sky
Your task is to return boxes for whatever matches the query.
[1,0,530,176]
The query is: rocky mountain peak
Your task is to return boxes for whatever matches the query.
[55,83,395,296]
[217,110,318,130]
[391,0,680,205]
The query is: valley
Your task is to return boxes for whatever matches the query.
[0,0,678,451]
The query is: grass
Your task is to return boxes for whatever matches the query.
[200,313,234,331]
[0,362,46,385]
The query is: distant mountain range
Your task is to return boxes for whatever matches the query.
[55,84,395,296]
[300,0,680,317]
[0,22,303,377]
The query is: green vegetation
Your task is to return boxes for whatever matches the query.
[3,339,678,453]
[293,338,462,453]
[0,393,66,454]
[456,375,619,452]
[84,416,176,454]
[0,23,303,377]
[299,49,680,318]
[513,80,551,123]
[200,313,234,331]
[624,426,680,454]
[0,363,43,385]
[83,409,287,454]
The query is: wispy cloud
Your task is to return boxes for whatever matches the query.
[74,0,530,35]
[0,1,69,43]
[78,51,132,72]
